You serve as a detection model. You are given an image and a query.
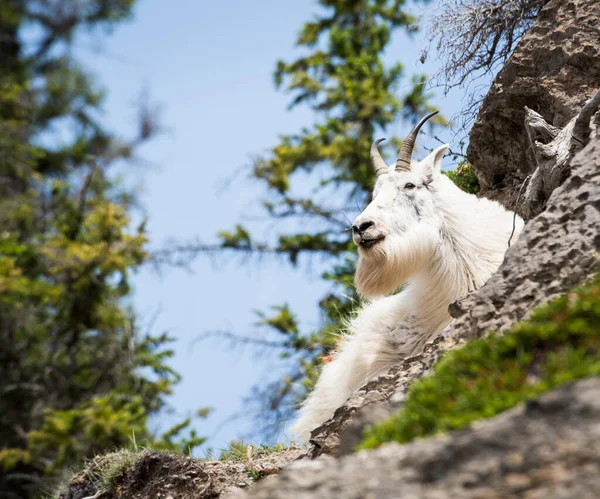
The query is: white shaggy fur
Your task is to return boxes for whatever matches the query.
[291,144,524,443]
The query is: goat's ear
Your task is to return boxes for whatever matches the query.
[422,144,449,177]
[431,144,449,174]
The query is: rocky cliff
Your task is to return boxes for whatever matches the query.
[57,0,600,496]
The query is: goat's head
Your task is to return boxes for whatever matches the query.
[353,111,450,297]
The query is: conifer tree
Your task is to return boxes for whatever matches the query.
[0,2,203,497]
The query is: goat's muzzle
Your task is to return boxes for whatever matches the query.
[358,235,385,248]
[352,222,385,248]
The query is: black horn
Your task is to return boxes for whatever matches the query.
[395,111,439,172]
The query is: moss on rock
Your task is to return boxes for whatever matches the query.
[360,273,600,450]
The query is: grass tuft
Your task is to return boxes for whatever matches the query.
[98,448,139,491]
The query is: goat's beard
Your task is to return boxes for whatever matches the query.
[355,228,438,298]
[355,241,405,297]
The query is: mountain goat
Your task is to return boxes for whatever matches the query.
[291,111,525,443]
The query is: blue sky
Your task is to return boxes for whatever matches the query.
[72,0,475,451]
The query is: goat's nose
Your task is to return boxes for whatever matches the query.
[352,220,375,234]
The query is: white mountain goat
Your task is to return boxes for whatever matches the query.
[291,112,525,443]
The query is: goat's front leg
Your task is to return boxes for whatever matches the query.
[290,331,394,444]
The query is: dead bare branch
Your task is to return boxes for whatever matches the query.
[192,330,290,351]
[426,0,549,127]
[521,88,600,218]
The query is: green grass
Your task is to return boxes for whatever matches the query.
[215,441,292,482]
[96,449,140,491]
[211,440,288,462]
[51,448,142,499]
[359,273,600,450]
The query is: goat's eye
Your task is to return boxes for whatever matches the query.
[404,182,416,190]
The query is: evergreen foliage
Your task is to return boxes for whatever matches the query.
[359,273,600,449]
[0,2,203,497]
[442,161,480,194]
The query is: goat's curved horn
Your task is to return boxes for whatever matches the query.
[395,111,439,172]
[371,138,389,177]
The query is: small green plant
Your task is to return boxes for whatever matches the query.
[248,468,263,482]
[257,442,287,454]
[214,439,248,462]
[215,440,288,462]
[359,273,600,449]
[443,161,480,194]
[53,449,142,498]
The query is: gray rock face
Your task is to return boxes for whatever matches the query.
[467,0,600,212]
[307,136,600,458]
[236,377,600,499]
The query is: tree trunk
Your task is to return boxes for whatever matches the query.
[521,89,600,217]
